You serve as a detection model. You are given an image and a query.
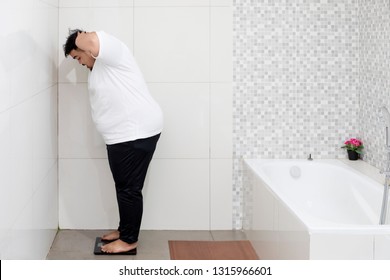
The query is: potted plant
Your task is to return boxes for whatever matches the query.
[341,138,364,160]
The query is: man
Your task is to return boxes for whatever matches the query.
[63,29,163,254]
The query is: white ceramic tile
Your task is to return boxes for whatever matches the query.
[59,159,118,229]
[211,0,232,6]
[33,164,58,231]
[0,111,12,258]
[150,83,210,159]
[210,7,232,82]
[0,228,10,259]
[210,83,232,158]
[374,235,390,260]
[32,86,58,191]
[7,101,35,221]
[0,111,13,233]
[59,7,134,83]
[310,234,374,260]
[210,159,232,229]
[134,7,209,82]
[3,177,56,260]
[59,83,107,158]
[0,88,57,257]
[0,0,59,260]
[142,159,210,230]
[60,0,133,7]
[2,3,57,107]
[8,185,56,259]
[7,200,34,259]
[134,0,209,6]
[6,34,40,104]
[32,164,58,259]
[32,1,59,90]
[0,55,11,113]
[40,0,59,7]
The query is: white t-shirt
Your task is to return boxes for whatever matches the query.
[88,31,163,145]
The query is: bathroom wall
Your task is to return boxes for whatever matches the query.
[0,0,59,259]
[58,0,233,230]
[233,0,360,228]
[359,0,390,170]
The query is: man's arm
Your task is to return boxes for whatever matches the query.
[75,31,100,58]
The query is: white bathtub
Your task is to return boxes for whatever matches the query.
[243,159,390,260]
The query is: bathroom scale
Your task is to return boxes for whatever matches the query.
[93,237,137,255]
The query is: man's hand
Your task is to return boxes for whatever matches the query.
[75,31,99,58]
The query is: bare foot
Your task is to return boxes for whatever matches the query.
[101,239,137,253]
[102,230,120,241]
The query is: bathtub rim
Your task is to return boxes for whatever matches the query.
[243,158,390,235]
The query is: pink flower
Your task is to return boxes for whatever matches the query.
[341,138,364,153]
[350,138,362,147]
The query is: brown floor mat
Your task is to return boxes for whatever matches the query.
[168,240,259,260]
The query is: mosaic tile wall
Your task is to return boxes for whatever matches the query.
[233,0,365,229]
[359,0,390,170]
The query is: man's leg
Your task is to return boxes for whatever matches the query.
[102,134,160,253]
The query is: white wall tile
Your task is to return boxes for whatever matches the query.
[0,111,13,232]
[1,3,58,107]
[8,100,35,218]
[134,7,209,82]
[210,83,232,158]
[3,163,57,259]
[33,86,58,191]
[7,200,34,259]
[1,84,58,260]
[59,159,118,229]
[60,0,133,7]
[40,0,59,7]
[211,0,232,7]
[9,33,40,103]
[142,159,210,230]
[34,0,59,89]
[59,83,107,158]
[210,7,232,82]
[211,0,232,6]
[0,0,57,260]
[5,36,45,105]
[134,0,209,6]
[150,83,210,159]
[32,164,58,259]
[0,65,11,113]
[33,164,59,233]
[210,159,232,229]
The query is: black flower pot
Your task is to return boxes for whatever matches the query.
[347,150,359,160]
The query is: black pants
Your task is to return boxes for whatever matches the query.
[106,133,160,244]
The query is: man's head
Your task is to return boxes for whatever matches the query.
[63,29,95,70]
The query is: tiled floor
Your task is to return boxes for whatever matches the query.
[46,230,248,260]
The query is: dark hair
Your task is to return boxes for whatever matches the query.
[63,29,84,57]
